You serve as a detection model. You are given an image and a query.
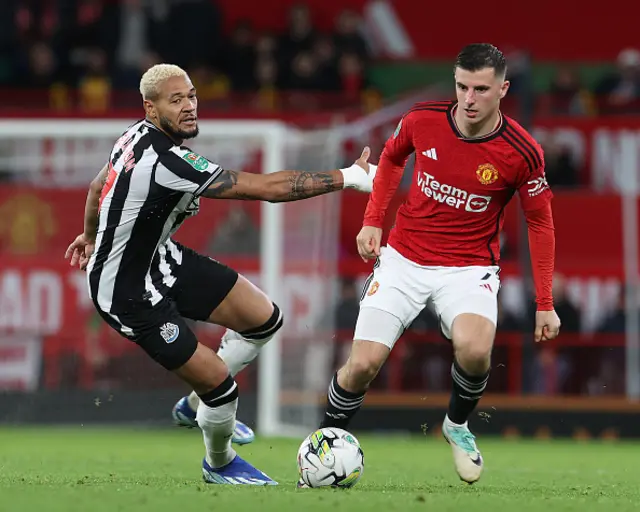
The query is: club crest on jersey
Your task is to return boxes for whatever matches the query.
[367,281,380,296]
[160,322,180,344]
[182,152,209,171]
[476,163,499,185]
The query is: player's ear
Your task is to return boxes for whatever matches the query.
[143,99,156,120]
[499,80,510,99]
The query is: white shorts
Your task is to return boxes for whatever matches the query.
[354,245,500,349]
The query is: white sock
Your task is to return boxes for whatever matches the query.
[187,391,200,411]
[186,329,270,414]
[445,414,468,428]
[217,329,270,377]
[197,401,238,468]
[196,377,239,468]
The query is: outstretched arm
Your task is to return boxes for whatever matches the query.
[202,147,374,202]
[202,168,344,202]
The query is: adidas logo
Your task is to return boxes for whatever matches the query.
[422,148,438,160]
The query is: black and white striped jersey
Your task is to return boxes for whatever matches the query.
[87,119,223,325]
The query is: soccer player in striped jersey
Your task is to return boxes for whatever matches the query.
[313,43,561,485]
[65,64,376,485]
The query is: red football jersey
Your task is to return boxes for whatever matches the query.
[364,101,553,267]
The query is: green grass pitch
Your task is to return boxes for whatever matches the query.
[0,426,638,511]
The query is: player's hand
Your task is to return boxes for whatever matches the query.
[356,226,382,262]
[534,309,561,342]
[341,146,377,193]
[355,146,378,179]
[65,233,95,271]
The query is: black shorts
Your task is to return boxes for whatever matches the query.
[170,245,239,322]
[96,246,238,371]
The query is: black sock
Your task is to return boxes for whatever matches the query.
[319,372,366,429]
[448,360,489,425]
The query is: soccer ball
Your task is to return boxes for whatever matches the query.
[297,427,364,488]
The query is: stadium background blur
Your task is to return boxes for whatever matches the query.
[0,0,639,439]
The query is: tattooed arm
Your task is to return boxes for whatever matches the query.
[201,169,345,202]
[202,147,375,202]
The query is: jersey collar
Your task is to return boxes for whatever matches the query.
[447,103,506,143]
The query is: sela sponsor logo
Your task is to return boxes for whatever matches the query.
[527,176,549,197]
[417,171,491,213]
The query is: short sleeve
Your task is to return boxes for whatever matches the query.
[155,146,223,197]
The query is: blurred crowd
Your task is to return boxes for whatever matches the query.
[3,1,639,117]
[534,47,640,188]
[0,0,377,111]
[543,48,640,116]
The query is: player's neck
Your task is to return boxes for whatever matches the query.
[145,117,184,145]
[453,107,501,139]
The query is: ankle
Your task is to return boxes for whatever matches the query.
[206,448,237,469]
[320,372,366,429]
[445,414,468,428]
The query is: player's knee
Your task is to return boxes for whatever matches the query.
[238,302,283,345]
[453,335,492,374]
[455,348,491,375]
[451,314,494,371]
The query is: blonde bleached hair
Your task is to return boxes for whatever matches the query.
[139,64,188,101]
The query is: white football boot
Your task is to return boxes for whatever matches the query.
[441,415,483,483]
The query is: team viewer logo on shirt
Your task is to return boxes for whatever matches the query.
[476,163,499,185]
[182,152,210,171]
[417,171,492,213]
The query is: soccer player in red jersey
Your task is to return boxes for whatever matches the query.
[316,43,561,484]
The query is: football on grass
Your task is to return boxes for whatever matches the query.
[297,427,364,488]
